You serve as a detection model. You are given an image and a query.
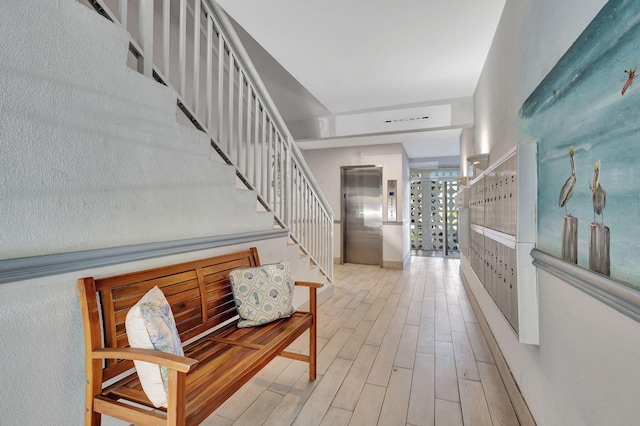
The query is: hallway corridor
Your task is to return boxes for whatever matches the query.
[203,257,520,426]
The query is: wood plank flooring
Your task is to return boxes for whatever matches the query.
[202,257,520,426]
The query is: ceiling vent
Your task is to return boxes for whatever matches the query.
[317,103,451,138]
[384,115,429,125]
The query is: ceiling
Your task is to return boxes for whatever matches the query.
[215,0,506,164]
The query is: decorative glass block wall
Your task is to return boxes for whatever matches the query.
[411,170,459,255]
[410,180,424,249]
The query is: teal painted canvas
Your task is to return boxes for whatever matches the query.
[520,0,640,287]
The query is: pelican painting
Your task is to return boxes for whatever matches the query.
[558,146,576,215]
[520,0,633,282]
[589,160,607,223]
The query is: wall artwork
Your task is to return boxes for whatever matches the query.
[519,0,640,288]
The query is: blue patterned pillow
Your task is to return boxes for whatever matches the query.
[125,286,184,407]
[229,262,296,328]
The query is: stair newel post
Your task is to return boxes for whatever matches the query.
[138,0,154,78]
[285,136,293,229]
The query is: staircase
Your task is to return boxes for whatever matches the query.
[80,0,335,284]
[0,2,337,425]
[1,0,332,287]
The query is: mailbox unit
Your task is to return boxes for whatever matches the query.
[466,144,538,344]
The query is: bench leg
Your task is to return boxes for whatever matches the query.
[166,370,187,426]
[85,359,102,426]
[309,287,317,380]
[85,409,101,426]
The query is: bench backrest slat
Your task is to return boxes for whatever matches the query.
[83,247,260,381]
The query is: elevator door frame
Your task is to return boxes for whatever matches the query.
[340,165,383,267]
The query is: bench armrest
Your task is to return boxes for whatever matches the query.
[294,281,324,288]
[92,348,198,373]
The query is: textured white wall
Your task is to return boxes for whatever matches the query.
[0,1,274,260]
[0,0,289,424]
[466,0,640,424]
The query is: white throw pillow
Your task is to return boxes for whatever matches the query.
[229,261,296,328]
[125,286,184,408]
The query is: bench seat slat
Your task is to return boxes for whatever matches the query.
[100,312,312,422]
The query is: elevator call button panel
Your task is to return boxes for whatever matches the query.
[387,179,397,222]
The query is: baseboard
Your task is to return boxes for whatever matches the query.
[403,250,411,269]
[460,267,537,426]
[382,260,403,269]
[318,283,335,306]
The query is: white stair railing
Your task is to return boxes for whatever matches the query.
[86,0,334,281]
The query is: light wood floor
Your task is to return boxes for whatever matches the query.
[202,257,520,426]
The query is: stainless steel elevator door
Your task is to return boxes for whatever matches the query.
[342,166,382,266]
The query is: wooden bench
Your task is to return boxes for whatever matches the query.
[77,247,321,426]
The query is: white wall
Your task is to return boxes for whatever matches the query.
[464,0,640,424]
[402,147,411,265]
[0,0,274,260]
[302,144,407,267]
